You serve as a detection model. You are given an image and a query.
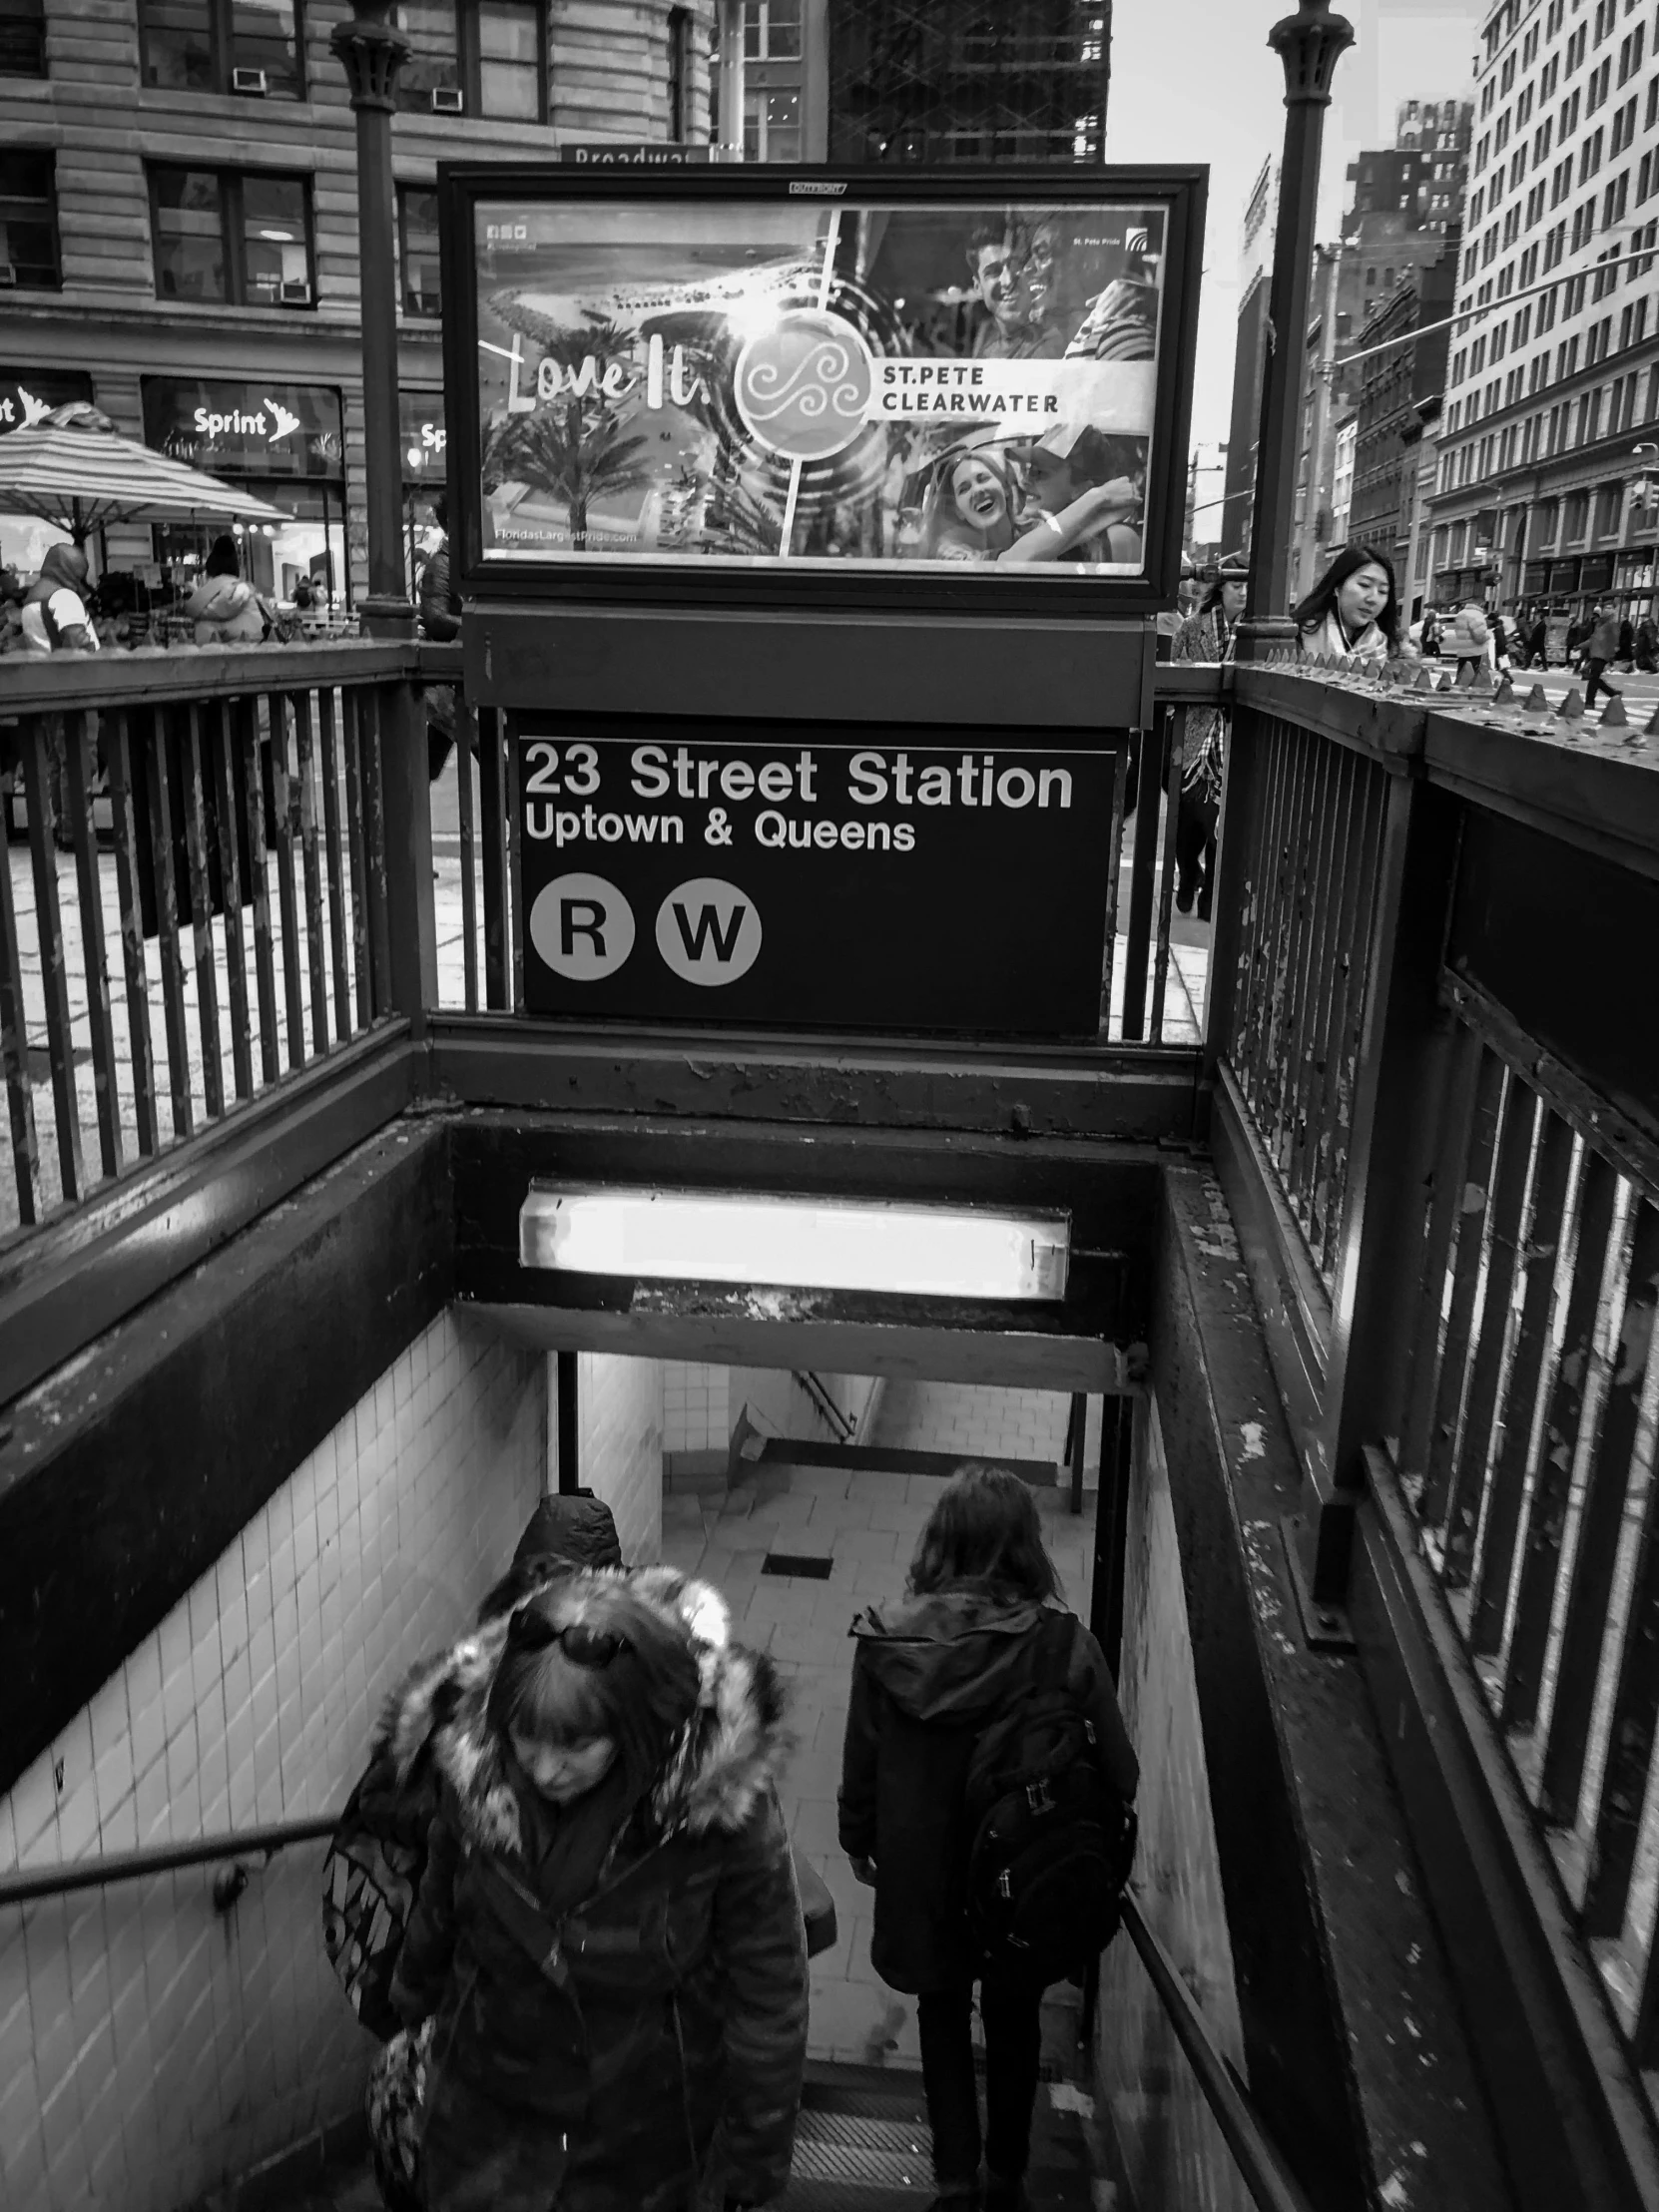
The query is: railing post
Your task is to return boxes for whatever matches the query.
[1235,2,1355,664]
[376,678,438,1029]
[332,0,416,641]
[1302,766,1461,1598]
[1201,687,1257,1091]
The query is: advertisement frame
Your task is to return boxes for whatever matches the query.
[438,162,1207,622]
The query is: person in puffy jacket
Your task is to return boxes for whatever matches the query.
[838,1465,1138,2212]
[1447,599,1490,679]
[388,1565,808,2212]
[187,533,267,645]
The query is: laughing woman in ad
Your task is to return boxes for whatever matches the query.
[919,450,1141,566]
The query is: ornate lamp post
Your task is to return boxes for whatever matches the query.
[332,0,415,638]
[1237,0,1356,661]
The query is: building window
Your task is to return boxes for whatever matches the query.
[667,6,689,140]
[744,85,800,161]
[393,0,545,121]
[0,0,46,77]
[1563,489,1589,540]
[1592,483,1620,538]
[743,0,800,61]
[396,183,439,315]
[149,165,313,306]
[139,0,304,100]
[0,151,61,287]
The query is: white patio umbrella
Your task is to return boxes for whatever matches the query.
[0,402,288,542]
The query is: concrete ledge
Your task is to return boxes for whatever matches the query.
[1150,1162,1512,2212]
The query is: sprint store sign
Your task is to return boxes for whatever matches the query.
[516,727,1118,1037]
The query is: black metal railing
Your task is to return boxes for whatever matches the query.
[0,644,429,1238]
[1209,655,1659,2192]
[1218,709,1388,1287]
[1397,970,1659,2053]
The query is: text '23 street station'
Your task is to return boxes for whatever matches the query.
[514,732,1119,1036]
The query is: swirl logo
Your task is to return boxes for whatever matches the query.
[733,308,873,462]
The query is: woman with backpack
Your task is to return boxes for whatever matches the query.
[381,1564,808,2212]
[837,1465,1138,2212]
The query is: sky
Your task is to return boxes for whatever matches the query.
[1106,0,1487,459]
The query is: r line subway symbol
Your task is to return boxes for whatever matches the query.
[528,874,762,987]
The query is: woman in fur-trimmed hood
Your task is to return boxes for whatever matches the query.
[386,1565,808,2212]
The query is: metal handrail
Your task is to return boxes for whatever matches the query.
[795,1370,856,1441]
[0,1814,336,1908]
[1120,1892,1319,2212]
[1,1824,1309,2206]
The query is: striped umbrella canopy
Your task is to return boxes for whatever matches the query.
[0,403,289,542]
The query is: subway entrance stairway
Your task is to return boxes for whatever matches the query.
[255,1417,1111,2212]
[276,2062,1097,2212]
[8,653,1659,2211]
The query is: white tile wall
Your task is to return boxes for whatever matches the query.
[573,1354,664,1565]
[868,1380,1080,1469]
[730,1367,851,1448]
[1095,1395,1252,2212]
[0,1311,547,2212]
[660,1361,732,1455]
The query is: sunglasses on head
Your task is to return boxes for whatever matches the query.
[509,1609,629,1668]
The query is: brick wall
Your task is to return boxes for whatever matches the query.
[1094,1394,1253,2212]
[0,1312,546,2212]
[569,1354,664,1565]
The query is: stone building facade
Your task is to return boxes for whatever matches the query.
[0,0,720,596]
[1428,0,1659,620]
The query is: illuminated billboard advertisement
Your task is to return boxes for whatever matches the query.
[443,169,1205,604]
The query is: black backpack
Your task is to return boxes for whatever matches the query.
[962,1615,1137,1983]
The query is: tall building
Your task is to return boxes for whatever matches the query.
[1349,230,1458,598]
[826,0,1110,164]
[1427,0,1659,622]
[0,0,720,597]
[1331,413,1357,549]
[1282,96,1472,598]
[1221,157,1278,555]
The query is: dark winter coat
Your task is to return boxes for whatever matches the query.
[837,1588,1138,1994]
[387,1567,809,2212]
[1588,611,1621,662]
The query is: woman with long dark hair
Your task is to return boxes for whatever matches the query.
[838,1465,1138,2212]
[385,1567,808,2212]
[1292,542,1400,664]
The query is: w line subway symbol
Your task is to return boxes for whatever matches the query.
[529,873,763,986]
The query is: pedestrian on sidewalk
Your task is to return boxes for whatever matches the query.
[838,1465,1139,2212]
[1171,551,1247,920]
[1446,597,1491,682]
[419,492,461,784]
[385,1566,807,2212]
[1582,600,1623,708]
[19,544,99,849]
[1293,543,1402,666]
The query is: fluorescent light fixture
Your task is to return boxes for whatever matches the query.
[519,1185,1070,1303]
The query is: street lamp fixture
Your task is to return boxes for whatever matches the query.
[1237,1,1357,660]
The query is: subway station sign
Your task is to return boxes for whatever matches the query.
[517,727,1116,1036]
